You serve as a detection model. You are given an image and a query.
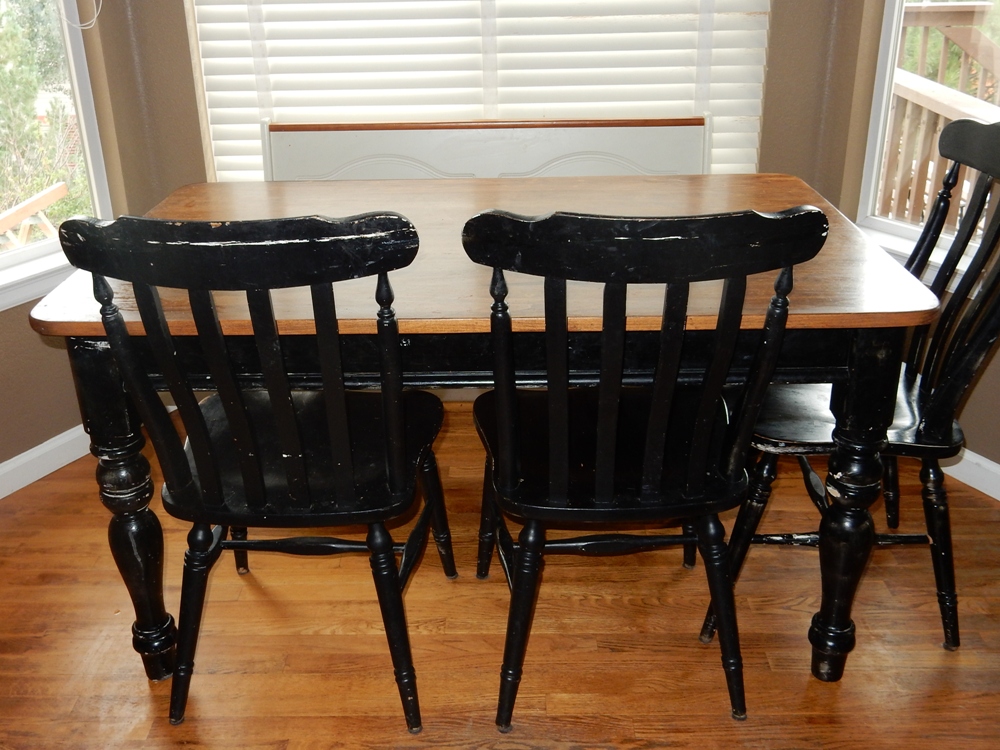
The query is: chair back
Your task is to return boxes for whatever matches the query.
[901,119,1000,439]
[462,207,828,503]
[60,213,419,513]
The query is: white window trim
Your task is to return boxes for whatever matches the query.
[0,0,111,313]
[856,0,908,262]
[855,0,988,287]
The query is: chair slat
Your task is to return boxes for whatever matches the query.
[95,275,198,504]
[311,283,356,503]
[247,288,310,508]
[189,289,268,509]
[640,283,689,496]
[906,161,959,278]
[924,288,1000,436]
[594,282,627,504]
[686,277,747,496]
[906,173,994,377]
[928,174,992,299]
[491,268,519,494]
[133,283,223,506]
[544,277,569,501]
[376,273,406,494]
[925,211,1000,402]
[722,267,792,479]
[923,188,1000,387]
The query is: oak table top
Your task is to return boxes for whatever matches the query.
[30,174,938,338]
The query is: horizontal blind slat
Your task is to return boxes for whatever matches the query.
[193,0,770,180]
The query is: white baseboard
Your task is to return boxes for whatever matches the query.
[0,425,90,500]
[942,448,1000,500]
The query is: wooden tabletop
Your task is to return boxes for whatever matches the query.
[30,175,939,337]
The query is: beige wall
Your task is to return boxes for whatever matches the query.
[759,0,886,221]
[3,0,998,467]
[0,302,81,463]
[952,349,1000,462]
[80,0,208,217]
[0,1,207,467]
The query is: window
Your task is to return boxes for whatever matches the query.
[190,0,771,181]
[0,0,110,310]
[858,0,1000,260]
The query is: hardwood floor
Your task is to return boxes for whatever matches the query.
[1,401,998,748]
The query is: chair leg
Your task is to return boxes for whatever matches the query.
[682,522,697,569]
[420,451,458,579]
[796,455,829,514]
[170,523,222,725]
[496,519,545,733]
[696,514,746,721]
[883,456,900,529]
[230,526,249,574]
[367,522,422,733]
[477,458,498,579]
[921,459,960,650]
[700,451,778,643]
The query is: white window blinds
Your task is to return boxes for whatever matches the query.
[191,0,770,181]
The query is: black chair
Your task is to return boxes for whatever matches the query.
[59,213,458,732]
[462,206,829,731]
[700,118,1000,652]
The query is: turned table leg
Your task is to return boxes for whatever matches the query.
[809,445,878,681]
[68,338,176,680]
[808,328,902,682]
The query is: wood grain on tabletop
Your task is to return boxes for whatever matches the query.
[29,175,939,338]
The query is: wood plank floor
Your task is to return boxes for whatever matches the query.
[1,401,998,748]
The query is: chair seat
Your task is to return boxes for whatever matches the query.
[752,374,963,458]
[474,385,746,522]
[162,389,443,526]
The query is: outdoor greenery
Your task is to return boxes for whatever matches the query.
[902,0,1000,100]
[1,0,92,246]
[877,1,1000,226]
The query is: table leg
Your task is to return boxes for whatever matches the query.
[808,328,903,681]
[68,337,176,680]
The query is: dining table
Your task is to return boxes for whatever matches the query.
[29,174,939,686]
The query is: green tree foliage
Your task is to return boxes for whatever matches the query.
[901,0,1000,100]
[1,0,92,246]
[4,0,67,92]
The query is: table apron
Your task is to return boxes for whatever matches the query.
[75,328,854,391]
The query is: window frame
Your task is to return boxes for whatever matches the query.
[856,0,911,261]
[0,0,112,313]
[855,0,999,275]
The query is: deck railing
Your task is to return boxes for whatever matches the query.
[0,182,68,253]
[877,2,1000,230]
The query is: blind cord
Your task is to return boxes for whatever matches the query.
[64,0,102,31]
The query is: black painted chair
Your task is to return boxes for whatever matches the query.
[700,118,1000,652]
[60,213,457,732]
[462,206,829,731]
